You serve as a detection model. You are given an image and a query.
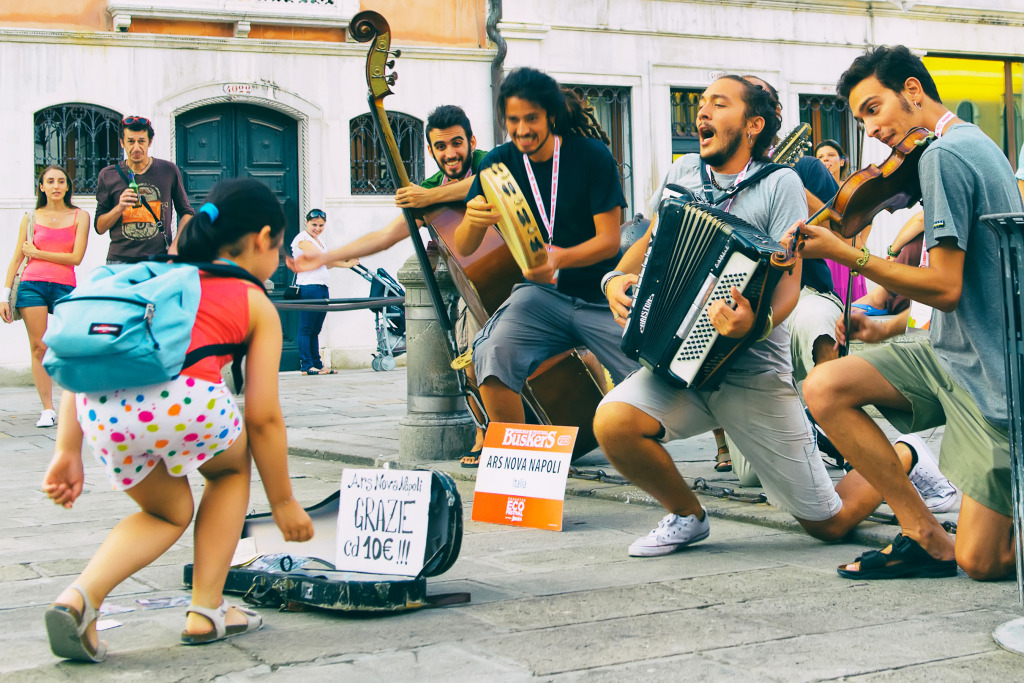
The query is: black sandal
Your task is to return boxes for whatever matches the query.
[459,450,482,468]
[837,533,957,580]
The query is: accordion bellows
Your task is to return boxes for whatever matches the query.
[621,199,788,390]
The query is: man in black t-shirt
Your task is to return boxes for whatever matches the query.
[94,116,194,264]
[454,67,635,428]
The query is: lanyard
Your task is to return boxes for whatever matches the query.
[935,111,956,138]
[523,136,560,241]
[700,158,752,214]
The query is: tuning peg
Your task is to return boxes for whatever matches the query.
[390,49,402,57]
[386,73,398,85]
[386,59,395,69]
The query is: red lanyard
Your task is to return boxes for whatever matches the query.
[523,136,560,241]
[441,166,473,186]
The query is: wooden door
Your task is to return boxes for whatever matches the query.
[176,104,301,370]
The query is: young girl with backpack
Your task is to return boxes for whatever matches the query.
[41,178,314,662]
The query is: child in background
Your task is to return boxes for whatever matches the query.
[41,178,314,662]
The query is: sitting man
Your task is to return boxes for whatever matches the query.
[801,45,1022,580]
[293,105,489,462]
[597,75,949,557]
[454,67,636,433]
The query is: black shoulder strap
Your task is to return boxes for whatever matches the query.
[698,159,789,207]
[114,162,163,230]
[149,256,268,295]
[159,257,269,394]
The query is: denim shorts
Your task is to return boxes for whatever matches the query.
[16,280,74,313]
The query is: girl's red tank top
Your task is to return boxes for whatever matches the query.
[183,273,256,383]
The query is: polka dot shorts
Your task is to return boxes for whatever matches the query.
[76,375,243,491]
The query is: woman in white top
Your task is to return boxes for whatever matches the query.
[290,209,356,374]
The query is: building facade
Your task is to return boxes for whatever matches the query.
[2,0,1022,380]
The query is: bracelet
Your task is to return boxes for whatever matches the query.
[600,270,626,297]
[851,245,870,275]
[270,495,295,509]
[887,244,901,258]
[756,306,774,342]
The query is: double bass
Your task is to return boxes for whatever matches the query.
[350,11,605,457]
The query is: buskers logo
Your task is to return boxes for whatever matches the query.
[501,427,557,449]
[89,323,123,336]
[505,497,525,522]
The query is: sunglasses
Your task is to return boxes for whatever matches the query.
[306,209,327,221]
[122,116,151,126]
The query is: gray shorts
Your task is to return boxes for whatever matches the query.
[788,287,843,381]
[472,283,637,393]
[601,367,843,521]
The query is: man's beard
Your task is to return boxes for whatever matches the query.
[432,151,469,180]
[701,127,745,168]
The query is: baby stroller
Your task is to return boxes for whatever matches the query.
[351,264,406,371]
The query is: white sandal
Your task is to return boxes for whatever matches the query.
[180,600,263,645]
[45,583,107,663]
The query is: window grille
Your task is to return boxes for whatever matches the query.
[350,112,424,195]
[34,104,122,195]
[567,84,634,218]
[798,94,861,168]
[670,88,702,159]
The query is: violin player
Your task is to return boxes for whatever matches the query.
[801,45,1023,580]
[291,105,491,464]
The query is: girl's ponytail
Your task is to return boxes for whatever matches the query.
[176,178,286,261]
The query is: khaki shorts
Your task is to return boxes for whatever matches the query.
[788,287,843,381]
[455,298,482,354]
[859,340,1012,517]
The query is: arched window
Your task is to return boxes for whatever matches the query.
[350,111,424,195]
[34,104,122,194]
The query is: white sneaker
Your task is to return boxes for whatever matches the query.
[628,508,710,557]
[36,409,57,428]
[901,434,958,513]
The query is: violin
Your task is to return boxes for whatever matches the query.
[811,126,935,238]
[773,126,935,270]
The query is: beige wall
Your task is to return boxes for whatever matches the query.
[360,0,487,47]
[0,0,109,30]
[1,0,487,47]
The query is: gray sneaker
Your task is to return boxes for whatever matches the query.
[901,434,958,513]
[628,508,710,557]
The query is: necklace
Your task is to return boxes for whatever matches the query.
[708,170,730,191]
[128,158,154,175]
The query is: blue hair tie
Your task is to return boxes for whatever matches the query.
[199,202,219,223]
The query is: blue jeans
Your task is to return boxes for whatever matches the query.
[297,284,328,372]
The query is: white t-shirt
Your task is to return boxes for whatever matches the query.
[290,230,329,286]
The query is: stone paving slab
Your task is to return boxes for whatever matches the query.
[1,368,1021,680]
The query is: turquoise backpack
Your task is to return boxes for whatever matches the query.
[42,261,265,394]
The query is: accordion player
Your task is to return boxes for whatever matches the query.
[620,197,791,390]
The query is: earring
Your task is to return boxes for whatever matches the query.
[915,100,922,110]
[747,133,753,145]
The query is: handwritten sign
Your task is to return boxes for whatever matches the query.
[335,469,431,576]
[472,423,576,531]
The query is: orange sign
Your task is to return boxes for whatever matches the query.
[471,423,577,531]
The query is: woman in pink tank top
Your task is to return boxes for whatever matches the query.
[1,165,90,427]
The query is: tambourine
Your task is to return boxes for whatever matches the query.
[479,163,548,271]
